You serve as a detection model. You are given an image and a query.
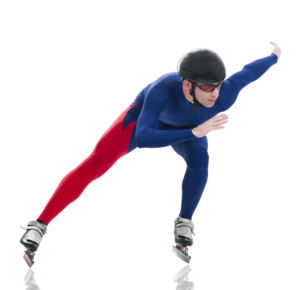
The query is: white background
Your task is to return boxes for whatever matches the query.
[0,0,299,289]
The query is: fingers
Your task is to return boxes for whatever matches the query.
[270,41,282,62]
[199,114,228,135]
[211,121,227,132]
[212,114,229,122]
[270,41,278,47]
[212,114,228,119]
[270,41,281,50]
[210,115,228,131]
[213,126,225,130]
[213,119,228,126]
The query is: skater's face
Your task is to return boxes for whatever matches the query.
[183,79,222,108]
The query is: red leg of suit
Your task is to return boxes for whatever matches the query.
[37,105,137,225]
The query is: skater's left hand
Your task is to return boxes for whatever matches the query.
[270,41,282,62]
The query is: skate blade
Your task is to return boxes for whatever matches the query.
[23,251,34,267]
[172,246,191,263]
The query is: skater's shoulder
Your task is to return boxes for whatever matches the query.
[145,72,181,93]
[152,72,182,85]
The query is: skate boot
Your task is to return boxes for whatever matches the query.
[20,220,47,267]
[172,216,195,263]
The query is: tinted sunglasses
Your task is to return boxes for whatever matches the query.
[193,81,222,92]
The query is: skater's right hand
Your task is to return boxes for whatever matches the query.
[192,114,229,138]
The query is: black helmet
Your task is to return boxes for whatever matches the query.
[177,48,226,84]
[175,49,226,123]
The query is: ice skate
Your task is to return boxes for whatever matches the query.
[172,216,195,263]
[20,220,47,267]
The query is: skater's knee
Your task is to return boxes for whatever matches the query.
[75,154,107,180]
[186,147,209,169]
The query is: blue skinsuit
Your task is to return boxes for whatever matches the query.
[128,53,277,219]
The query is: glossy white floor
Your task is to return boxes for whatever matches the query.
[1,0,300,289]
[9,192,300,290]
[6,138,300,289]
[6,131,300,289]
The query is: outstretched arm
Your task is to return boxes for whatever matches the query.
[219,41,281,111]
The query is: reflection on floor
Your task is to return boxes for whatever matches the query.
[173,264,194,290]
[23,262,194,289]
[24,268,40,290]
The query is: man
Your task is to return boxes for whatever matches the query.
[20,41,282,266]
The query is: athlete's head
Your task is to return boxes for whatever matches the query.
[178,48,226,108]
[182,79,222,108]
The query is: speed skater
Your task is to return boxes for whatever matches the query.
[20,41,282,266]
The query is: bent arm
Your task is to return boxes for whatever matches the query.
[136,85,196,148]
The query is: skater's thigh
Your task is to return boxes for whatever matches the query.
[92,105,142,159]
[171,137,209,169]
